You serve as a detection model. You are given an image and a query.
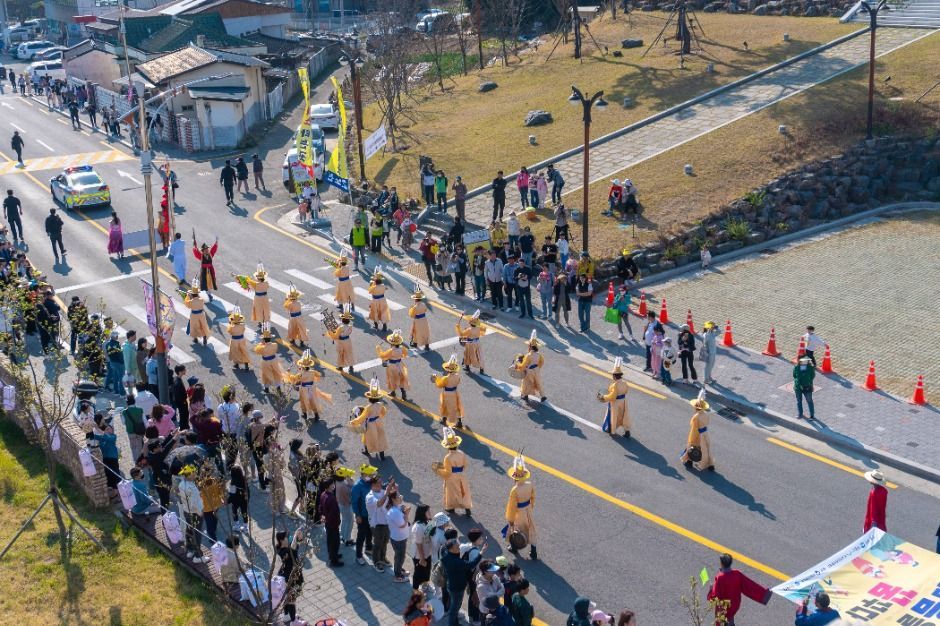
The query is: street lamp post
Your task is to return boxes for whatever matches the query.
[860,0,888,140]
[569,85,607,253]
[341,53,366,182]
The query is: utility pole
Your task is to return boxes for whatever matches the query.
[572,0,583,60]
[475,0,484,70]
[343,52,366,181]
[569,85,607,253]
[860,0,887,140]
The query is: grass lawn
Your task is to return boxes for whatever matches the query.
[0,420,250,626]
[520,30,940,258]
[362,13,859,195]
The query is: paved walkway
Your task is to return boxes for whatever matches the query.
[460,27,934,227]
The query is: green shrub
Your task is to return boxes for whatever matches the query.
[664,242,688,260]
[725,216,751,241]
[743,189,766,208]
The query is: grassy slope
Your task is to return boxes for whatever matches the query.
[363,13,858,195]
[0,420,250,626]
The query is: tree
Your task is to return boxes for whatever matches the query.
[454,12,476,76]
[421,17,452,92]
[680,576,730,626]
[484,0,528,66]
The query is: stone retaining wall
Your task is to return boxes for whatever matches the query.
[639,0,856,17]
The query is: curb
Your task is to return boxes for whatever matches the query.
[624,201,940,291]
[423,26,870,223]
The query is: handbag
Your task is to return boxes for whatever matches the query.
[508,529,528,551]
[604,307,620,324]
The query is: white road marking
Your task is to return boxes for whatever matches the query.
[316,294,365,320]
[0,103,13,110]
[118,169,143,185]
[264,276,293,294]
[205,294,258,342]
[355,286,405,311]
[477,372,602,432]
[10,122,25,132]
[37,139,54,152]
[166,301,230,355]
[351,335,465,372]
[222,282,291,328]
[117,310,194,364]
[285,268,332,291]
[57,270,150,294]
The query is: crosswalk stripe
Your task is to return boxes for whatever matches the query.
[117,309,195,364]
[316,294,366,320]
[167,301,230,355]
[205,295,259,342]
[285,268,332,291]
[478,372,602,432]
[0,150,135,175]
[354,286,405,311]
[222,282,291,328]
[264,276,293,294]
[351,335,466,372]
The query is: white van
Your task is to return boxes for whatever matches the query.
[29,60,65,82]
[16,40,55,60]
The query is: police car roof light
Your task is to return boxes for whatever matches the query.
[65,165,94,173]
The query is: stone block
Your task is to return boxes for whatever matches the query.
[523,110,553,126]
[621,39,644,49]
[478,81,498,93]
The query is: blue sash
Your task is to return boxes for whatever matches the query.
[451,466,464,473]
[517,500,530,508]
[444,386,457,392]
[290,311,302,318]
[301,382,313,387]
[262,355,275,361]
[388,358,401,364]
[338,335,350,340]
[464,338,479,343]
[527,364,538,370]
[231,334,244,340]
[698,426,708,433]
[338,276,349,282]
[372,294,384,300]
[191,309,204,315]
[616,394,625,399]
[414,313,426,319]
[255,291,267,296]
[367,416,380,423]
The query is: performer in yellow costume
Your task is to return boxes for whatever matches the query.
[432,354,464,429]
[184,280,210,346]
[434,427,472,516]
[283,284,309,348]
[244,263,271,327]
[681,390,715,472]
[253,323,285,393]
[598,357,630,438]
[226,306,251,370]
[376,329,409,400]
[349,377,389,460]
[333,251,354,310]
[504,454,537,560]
[515,330,546,403]
[408,284,431,350]
[367,266,391,331]
[456,309,485,374]
[326,304,355,374]
[286,350,332,423]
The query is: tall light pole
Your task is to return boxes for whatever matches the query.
[860,0,888,140]
[569,85,607,253]
[341,52,366,181]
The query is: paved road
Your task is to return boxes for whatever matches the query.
[3,80,940,625]
[458,27,935,229]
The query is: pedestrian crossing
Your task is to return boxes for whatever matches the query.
[0,150,134,175]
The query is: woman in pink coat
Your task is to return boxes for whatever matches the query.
[516,166,529,209]
[650,326,665,381]
[107,211,124,259]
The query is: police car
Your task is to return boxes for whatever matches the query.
[49,165,112,210]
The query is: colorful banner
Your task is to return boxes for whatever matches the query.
[363,125,387,161]
[298,67,310,109]
[294,67,314,195]
[141,279,176,347]
[325,75,349,193]
[772,529,940,623]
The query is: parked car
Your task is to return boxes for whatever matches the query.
[309,124,326,155]
[415,11,453,33]
[38,46,67,61]
[309,103,339,131]
[416,8,445,21]
[16,40,56,60]
[282,144,325,191]
[29,60,65,82]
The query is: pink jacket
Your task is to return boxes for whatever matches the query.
[516,170,529,190]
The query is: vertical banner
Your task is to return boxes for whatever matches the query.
[298,67,310,110]
[324,75,349,193]
[294,67,315,195]
[141,279,176,346]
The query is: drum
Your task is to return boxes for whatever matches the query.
[509,364,525,380]
[687,445,702,462]
[508,530,528,551]
[458,337,468,346]
[347,407,365,434]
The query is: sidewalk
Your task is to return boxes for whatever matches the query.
[454,26,933,228]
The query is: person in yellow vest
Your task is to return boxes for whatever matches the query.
[367,266,391,332]
[283,284,309,348]
[432,354,464,429]
[408,284,431,351]
[333,252,355,310]
[598,357,630,438]
[434,426,472,516]
[456,309,486,375]
[348,377,388,460]
[326,304,355,374]
[286,349,332,423]
[184,281,210,346]
[376,329,409,400]
[681,390,715,472]
[226,306,251,370]
[241,263,271,329]
[253,323,285,394]
[504,454,537,560]
[515,330,546,403]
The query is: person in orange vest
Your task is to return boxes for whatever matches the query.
[432,354,464,429]
[367,266,391,332]
[598,357,630,438]
[326,304,355,374]
[514,330,545,403]
[225,306,251,371]
[348,377,389,460]
[456,309,486,374]
[333,251,355,310]
[183,282,210,346]
[435,427,472,516]
[283,284,309,348]
[285,349,332,423]
[376,328,409,400]
[504,454,537,560]
[253,323,285,394]
[408,284,431,351]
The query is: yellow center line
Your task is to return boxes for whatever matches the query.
[766,437,899,489]
[579,363,666,400]
[252,205,517,340]
[307,346,787,582]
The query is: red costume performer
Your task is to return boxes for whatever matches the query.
[864,485,888,532]
[192,238,218,301]
[707,564,771,626]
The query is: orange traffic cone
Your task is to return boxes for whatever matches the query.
[605,281,614,307]
[863,361,878,391]
[762,327,781,356]
[910,375,927,405]
[685,309,695,334]
[636,292,647,317]
[820,345,834,374]
[722,320,735,347]
[659,297,670,324]
[792,337,806,364]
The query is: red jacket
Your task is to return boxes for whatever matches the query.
[707,568,771,624]
[864,485,887,532]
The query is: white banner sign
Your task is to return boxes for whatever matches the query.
[363,126,388,161]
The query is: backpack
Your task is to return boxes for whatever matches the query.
[430,559,447,589]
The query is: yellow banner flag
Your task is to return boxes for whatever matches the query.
[298,67,310,110]
[325,75,349,192]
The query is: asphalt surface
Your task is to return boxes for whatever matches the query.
[2,74,939,625]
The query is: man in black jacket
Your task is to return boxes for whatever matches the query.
[616,250,640,286]
[45,208,65,262]
[171,364,190,430]
[441,539,471,626]
[220,160,236,206]
[491,171,507,222]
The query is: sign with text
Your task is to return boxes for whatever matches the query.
[363,126,387,161]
